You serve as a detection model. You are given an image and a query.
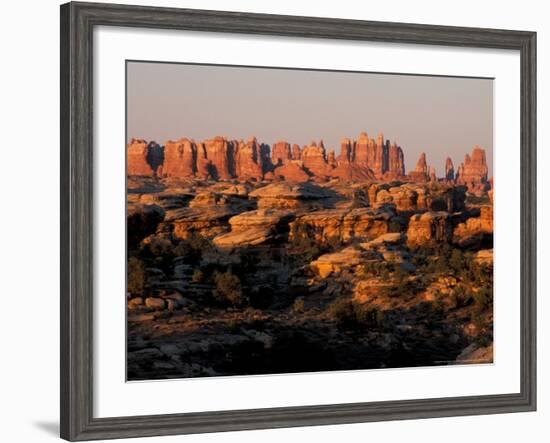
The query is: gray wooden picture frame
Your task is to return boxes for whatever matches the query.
[60,2,537,441]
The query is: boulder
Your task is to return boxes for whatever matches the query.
[213,209,295,248]
[453,206,493,248]
[145,297,166,310]
[128,297,144,309]
[406,211,452,247]
[166,206,237,239]
[310,247,366,278]
[249,182,334,210]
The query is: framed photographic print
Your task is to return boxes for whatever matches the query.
[60,1,536,441]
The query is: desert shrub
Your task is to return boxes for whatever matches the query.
[393,265,409,284]
[213,271,246,306]
[434,254,450,274]
[328,298,356,328]
[449,248,465,272]
[173,241,190,257]
[226,318,241,333]
[450,285,472,309]
[238,250,258,275]
[289,235,321,262]
[191,268,204,283]
[187,232,213,252]
[173,233,213,261]
[468,261,492,285]
[147,237,174,256]
[329,298,384,330]
[354,304,385,329]
[465,195,491,206]
[358,261,393,279]
[292,297,305,313]
[473,287,493,311]
[127,257,146,295]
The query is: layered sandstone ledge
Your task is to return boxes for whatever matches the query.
[127,134,491,195]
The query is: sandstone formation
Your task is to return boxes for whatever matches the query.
[331,162,376,181]
[453,206,493,248]
[127,139,160,176]
[456,146,489,195]
[301,141,333,178]
[203,136,234,180]
[195,144,212,179]
[271,141,292,167]
[234,137,263,180]
[368,183,465,213]
[249,182,335,210]
[165,206,237,240]
[445,157,455,181]
[291,144,302,160]
[273,162,310,182]
[408,152,429,182]
[386,142,405,179]
[213,209,295,248]
[311,246,379,278]
[406,211,453,247]
[290,206,402,246]
[127,131,409,183]
[162,139,196,178]
[127,169,494,380]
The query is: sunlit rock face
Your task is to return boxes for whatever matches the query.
[271,141,292,167]
[127,139,160,176]
[162,139,196,178]
[234,137,263,180]
[456,146,489,195]
[406,211,453,248]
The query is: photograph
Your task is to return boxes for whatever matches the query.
[126,61,494,381]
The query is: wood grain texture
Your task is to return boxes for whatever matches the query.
[60,2,537,441]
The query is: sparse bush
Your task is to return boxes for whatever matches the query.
[450,285,472,309]
[172,233,213,261]
[358,261,393,278]
[434,254,450,274]
[449,248,464,272]
[354,304,384,329]
[329,298,384,330]
[173,241,190,257]
[127,257,146,295]
[226,318,241,333]
[393,265,409,284]
[213,271,245,306]
[328,298,356,328]
[191,269,204,283]
[187,232,213,253]
[291,238,321,262]
[473,287,492,311]
[146,236,174,257]
[292,297,305,313]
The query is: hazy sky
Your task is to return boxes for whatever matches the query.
[127,61,493,176]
